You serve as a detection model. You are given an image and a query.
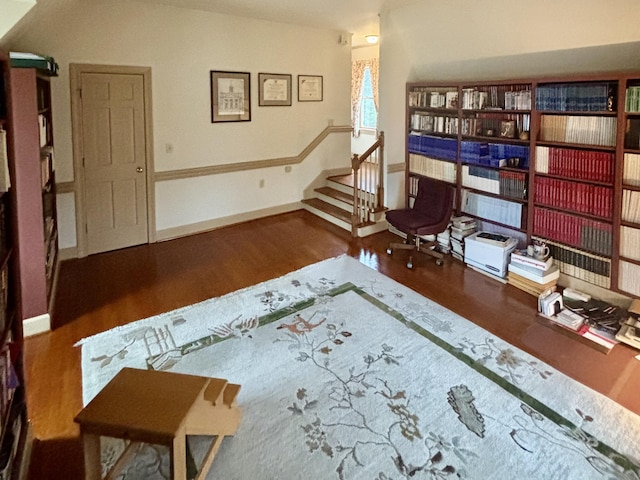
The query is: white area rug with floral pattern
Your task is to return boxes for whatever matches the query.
[78,255,640,479]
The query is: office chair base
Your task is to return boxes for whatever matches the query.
[386,239,444,267]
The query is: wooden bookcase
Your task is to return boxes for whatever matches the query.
[0,50,28,480]
[405,72,640,299]
[7,64,58,324]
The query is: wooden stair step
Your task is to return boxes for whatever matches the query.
[222,383,241,408]
[302,198,351,224]
[315,186,353,206]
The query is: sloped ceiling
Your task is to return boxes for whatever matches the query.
[0,0,36,40]
[1,0,421,48]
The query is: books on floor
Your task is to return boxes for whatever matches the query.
[508,272,557,297]
[508,262,559,284]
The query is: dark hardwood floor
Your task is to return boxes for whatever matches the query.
[24,210,640,479]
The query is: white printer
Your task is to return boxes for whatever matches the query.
[464,232,518,278]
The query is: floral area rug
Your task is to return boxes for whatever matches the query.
[78,255,640,479]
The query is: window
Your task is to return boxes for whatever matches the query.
[359,66,377,130]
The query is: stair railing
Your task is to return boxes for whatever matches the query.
[350,131,384,237]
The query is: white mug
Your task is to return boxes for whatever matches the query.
[533,243,550,260]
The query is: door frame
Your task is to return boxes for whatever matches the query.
[70,63,156,258]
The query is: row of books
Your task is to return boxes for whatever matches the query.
[461,85,532,111]
[408,89,458,109]
[619,260,640,297]
[623,153,640,186]
[535,82,613,112]
[621,190,640,224]
[0,342,18,429]
[461,166,527,200]
[410,112,458,134]
[533,236,611,288]
[460,141,530,168]
[533,208,612,256]
[460,113,530,137]
[0,129,9,195]
[535,146,614,183]
[408,155,457,184]
[534,177,613,219]
[539,115,617,147]
[620,226,640,262]
[625,86,640,113]
[461,190,523,228]
[408,133,457,160]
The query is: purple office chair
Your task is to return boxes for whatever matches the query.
[386,176,454,268]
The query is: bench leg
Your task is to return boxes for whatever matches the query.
[171,425,188,480]
[82,433,102,480]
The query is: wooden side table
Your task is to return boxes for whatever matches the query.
[74,367,242,480]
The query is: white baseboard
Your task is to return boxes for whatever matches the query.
[58,246,79,261]
[23,313,51,337]
[156,202,303,242]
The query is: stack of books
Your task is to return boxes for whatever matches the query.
[508,250,559,296]
[436,222,452,254]
[546,308,585,331]
[615,299,640,350]
[450,216,476,262]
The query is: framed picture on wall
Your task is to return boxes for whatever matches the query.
[259,73,292,106]
[210,70,251,122]
[298,75,323,102]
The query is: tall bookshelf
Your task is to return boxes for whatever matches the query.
[618,78,640,297]
[0,51,28,480]
[8,58,58,325]
[405,73,640,299]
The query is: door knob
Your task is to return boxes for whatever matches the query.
[136,167,144,173]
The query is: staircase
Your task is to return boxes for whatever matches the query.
[302,132,388,237]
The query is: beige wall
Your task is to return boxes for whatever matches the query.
[4,0,352,246]
[379,0,640,209]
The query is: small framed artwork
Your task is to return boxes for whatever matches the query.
[298,75,323,102]
[499,120,516,138]
[210,70,251,123]
[259,73,292,106]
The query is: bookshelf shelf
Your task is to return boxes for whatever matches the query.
[460,135,530,145]
[462,212,527,233]
[535,140,616,152]
[619,256,640,267]
[536,110,617,117]
[536,172,614,188]
[461,185,528,204]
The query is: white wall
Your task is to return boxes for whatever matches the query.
[4,0,352,247]
[379,0,640,209]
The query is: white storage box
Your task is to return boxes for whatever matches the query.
[464,232,518,278]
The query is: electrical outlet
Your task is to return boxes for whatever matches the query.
[259,179,265,188]
[285,166,292,173]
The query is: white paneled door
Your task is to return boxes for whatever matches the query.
[80,72,149,255]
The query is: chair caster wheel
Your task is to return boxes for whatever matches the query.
[436,259,443,266]
[386,248,392,255]
[407,261,413,269]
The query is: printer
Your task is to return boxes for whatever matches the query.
[464,232,518,278]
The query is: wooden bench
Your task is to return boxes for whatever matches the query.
[74,367,242,480]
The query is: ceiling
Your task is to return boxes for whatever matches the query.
[134,0,417,47]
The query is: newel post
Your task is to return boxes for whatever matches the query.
[351,153,361,237]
